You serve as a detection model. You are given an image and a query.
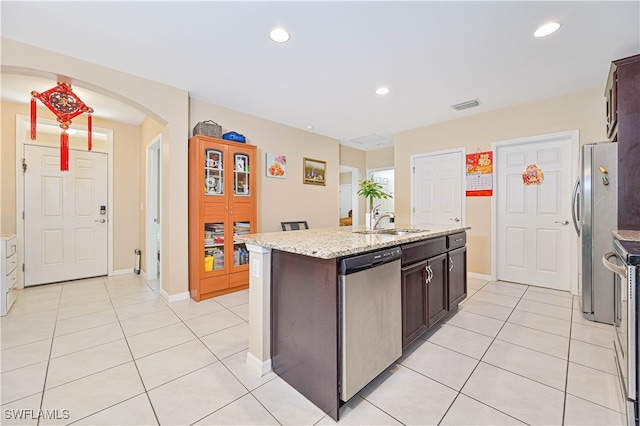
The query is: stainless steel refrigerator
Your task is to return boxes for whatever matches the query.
[572,142,617,324]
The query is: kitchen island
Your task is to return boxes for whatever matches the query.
[237,225,468,421]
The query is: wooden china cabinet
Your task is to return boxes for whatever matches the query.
[188,135,257,301]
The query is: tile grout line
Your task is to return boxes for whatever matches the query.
[101,276,162,425]
[435,281,532,425]
[561,294,576,425]
[35,280,65,426]
[44,276,162,425]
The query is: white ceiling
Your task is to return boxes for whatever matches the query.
[2,1,639,151]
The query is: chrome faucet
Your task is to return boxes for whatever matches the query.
[373,212,395,230]
[367,204,382,229]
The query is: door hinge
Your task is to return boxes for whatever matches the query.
[22,211,25,220]
[21,158,27,173]
[413,207,415,213]
[413,166,415,173]
[22,263,25,272]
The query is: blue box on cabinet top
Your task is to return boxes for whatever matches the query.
[222,131,246,143]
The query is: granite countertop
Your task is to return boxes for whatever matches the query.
[613,230,640,242]
[236,224,469,259]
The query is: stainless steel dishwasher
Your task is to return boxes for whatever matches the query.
[338,246,402,402]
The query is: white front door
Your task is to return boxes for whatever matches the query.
[496,134,574,290]
[24,145,108,286]
[412,150,464,228]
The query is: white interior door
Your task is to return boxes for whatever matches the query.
[496,136,573,289]
[412,150,463,228]
[146,138,161,280]
[339,184,352,218]
[370,169,394,214]
[24,145,108,286]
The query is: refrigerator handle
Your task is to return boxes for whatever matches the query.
[571,177,581,236]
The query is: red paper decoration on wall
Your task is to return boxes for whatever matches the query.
[522,164,544,185]
[30,82,94,171]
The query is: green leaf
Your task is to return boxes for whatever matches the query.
[357,179,392,211]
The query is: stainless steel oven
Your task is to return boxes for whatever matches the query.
[604,238,639,425]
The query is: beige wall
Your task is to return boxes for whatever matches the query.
[2,38,189,296]
[366,146,394,170]
[339,173,351,185]
[190,98,340,232]
[0,100,141,271]
[395,86,608,275]
[339,145,366,224]
[1,101,19,233]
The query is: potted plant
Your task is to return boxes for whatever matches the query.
[357,178,393,228]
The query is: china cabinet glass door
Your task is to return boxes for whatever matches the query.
[233,221,251,267]
[205,149,224,196]
[234,153,250,196]
[204,222,225,272]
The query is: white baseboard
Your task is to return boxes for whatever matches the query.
[160,289,190,303]
[111,268,135,276]
[246,351,273,376]
[468,272,492,282]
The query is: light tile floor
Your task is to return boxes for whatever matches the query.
[1,275,627,425]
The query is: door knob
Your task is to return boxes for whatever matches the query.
[449,218,461,222]
[554,220,569,225]
[94,219,106,223]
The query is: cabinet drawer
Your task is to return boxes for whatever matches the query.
[7,283,18,311]
[401,237,446,266]
[229,270,248,289]
[7,267,18,290]
[200,275,229,294]
[5,239,16,258]
[447,232,466,250]
[6,252,17,275]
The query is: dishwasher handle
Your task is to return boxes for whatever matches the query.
[338,247,402,275]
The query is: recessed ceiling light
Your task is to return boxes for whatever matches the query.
[306,125,314,130]
[534,22,561,38]
[269,28,290,43]
[376,87,390,95]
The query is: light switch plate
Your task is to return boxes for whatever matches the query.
[252,259,260,278]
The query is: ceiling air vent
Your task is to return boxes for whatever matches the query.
[451,99,481,111]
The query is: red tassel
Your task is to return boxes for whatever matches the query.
[30,98,37,140]
[88,114,93,151]
[60,132,69,171]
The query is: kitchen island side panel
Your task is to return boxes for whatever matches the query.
[271,250,340,421]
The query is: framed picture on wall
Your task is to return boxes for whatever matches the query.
[265,153,287,178]
[303,158,326,186]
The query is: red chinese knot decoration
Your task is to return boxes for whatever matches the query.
[30,82,93,171]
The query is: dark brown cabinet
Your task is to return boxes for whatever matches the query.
[401,260,429,348]
[448,247,467,310]
[607,54,640,230]
[605,68,618,140]
[427,253,448,326]
[400,233,466,349]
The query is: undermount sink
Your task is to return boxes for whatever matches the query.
[353,228,429,235]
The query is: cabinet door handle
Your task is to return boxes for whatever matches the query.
[427,265,434,283]
[449,257,454,272]
[424,265,429,284]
